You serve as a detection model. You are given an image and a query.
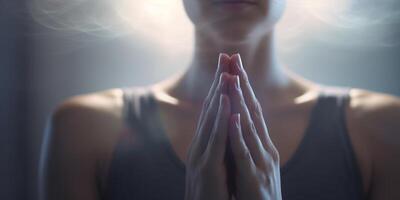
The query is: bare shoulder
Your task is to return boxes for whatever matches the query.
[51,88,125,145]
[54,88,124,121]
[348,88,400,137]
[41,88,127,199]
[346,88,400,198]
[49,88,128,162]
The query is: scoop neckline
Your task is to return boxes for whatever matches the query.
[146,88,323,175]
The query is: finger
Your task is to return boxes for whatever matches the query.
[228,75,265,166]
[204,94,231,164]
[191,53,230,159]
[230,54,276,154]
[229,114,256,173]
[189,72,230,161]
[197,53,231,130]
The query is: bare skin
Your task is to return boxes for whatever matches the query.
[39,0,400,199]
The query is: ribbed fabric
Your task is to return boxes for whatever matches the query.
[103,86,364,200]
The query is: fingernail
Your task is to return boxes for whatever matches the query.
[235,54,243,70]
[235,113,241,128]
[217,53,223,71]
[218,53,229,71]
[219,53,226,61]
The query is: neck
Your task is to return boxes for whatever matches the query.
[165,29,292,104]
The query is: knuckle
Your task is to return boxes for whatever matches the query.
[250,121,257,134]
[254,111,262,121]
[253,101,263,115]
[238,149,252,161]
[265,148,280,165]
[202,99,210,111]
[245,80,253,91]
[260,155,273,171]
[249,100,257,111]
[251,106,261,119]
[242,71,249,82]
[249,101,262,118]
[240,98,247,108]
[259,149,280,171]
[258,172,271,186]
[264,173,273,186]
[271,149,280,163]
[268,145,280,162]
[255,99,261,109]
[257,167,277,188]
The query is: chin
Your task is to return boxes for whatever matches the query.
[201,19,274,44]
[185,0,285,43]
[194,5,283,43]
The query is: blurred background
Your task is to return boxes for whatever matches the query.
[1,0,400,200]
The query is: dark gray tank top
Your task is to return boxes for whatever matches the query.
[103,87,364,200]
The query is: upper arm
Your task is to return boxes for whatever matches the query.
[39,89,124,200]
[348,89,400,199]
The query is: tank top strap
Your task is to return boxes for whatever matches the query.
[314,86,351,127]
[104,87,186,200]
[305,86,363,191]
[304,86,353,158]
[280,86,351,173]
[121,87,179,153]
[313,87,354,151]
[280,86,363,199]
[318,86,363,188]
[121,87,156,142]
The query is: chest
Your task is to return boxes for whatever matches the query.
[105,108,364,200]
[159,104,313,169]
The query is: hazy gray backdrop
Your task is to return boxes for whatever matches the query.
[1,1,400,200]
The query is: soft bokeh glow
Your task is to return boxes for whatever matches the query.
[29,0,400,53]
[114,0,194,56]
[104,0,352,54]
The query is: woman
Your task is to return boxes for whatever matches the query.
[39,0,400,199]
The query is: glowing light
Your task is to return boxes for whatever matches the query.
[115,0,352,52]
[276,0,351,42]
[114,0,193,56]
[30,0,400,51]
